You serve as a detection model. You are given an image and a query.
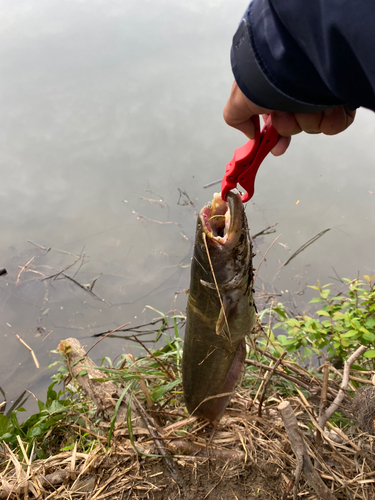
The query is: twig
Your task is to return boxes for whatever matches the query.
[85,323,131,357]
[27,240,80,258]
[203,179,221,189]
[316,363,329,451]
[281,228,331,267]
[319,346,367,428]
[132,210,181,226]
[251,223,277,239]
[131,335,177,379]
[42,249,85,281]
[278,401,337,500]
[92,317,167,337]
[60,273,108,304]
[16,256,35,285]
[14,333,40,369]
[245,358,312,392]
[131,393,187,498]
[253,235,281,283]
[258,351,287,417]
[139,196,167,207]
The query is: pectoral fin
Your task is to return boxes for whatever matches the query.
[215,297,237,337]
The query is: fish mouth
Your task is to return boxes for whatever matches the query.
[200,191,243,245]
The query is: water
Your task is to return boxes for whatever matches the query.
[1,0,374,414]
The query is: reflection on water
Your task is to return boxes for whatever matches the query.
[0,0,375,413]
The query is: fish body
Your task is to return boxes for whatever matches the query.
[182,191,255,424]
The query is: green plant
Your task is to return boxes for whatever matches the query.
[273,277,375,362]
[0,382,97,458]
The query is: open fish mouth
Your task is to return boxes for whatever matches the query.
[200,191,242,245]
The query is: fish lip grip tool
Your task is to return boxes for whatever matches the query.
[221,115,279,203]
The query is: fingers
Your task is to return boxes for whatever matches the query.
[223,81,357,158]
[223,81,270,139]
[271,107,356,137]
[320,106,356,135]
[271,136,292,156]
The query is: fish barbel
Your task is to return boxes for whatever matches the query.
[182,190,255,424]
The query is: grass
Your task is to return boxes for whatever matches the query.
[1,279,375,499]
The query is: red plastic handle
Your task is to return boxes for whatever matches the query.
[221,116,278,203]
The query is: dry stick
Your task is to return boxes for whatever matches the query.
[92,316,169,337]
[318,345,367,430]
[203,178,221,189]
[28,240,81,258]
[60,273,107,303]
[131,335,177,379]
[41,249,84,281]
[245,358,312,392]
[278,401,337,500]
[254,345,339,399]
[257,351,287,417]
[14,333,40,369]
[130,393,187,498]
[202,232,231,343]
[16,256,35,285]
[315,363,330,455]
[132,209,181,226]
[253,234,281,283]
[251,223,277,240]
[281,228,331,267]
[85,323,131,357]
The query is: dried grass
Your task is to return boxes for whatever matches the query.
[1,336,375,500]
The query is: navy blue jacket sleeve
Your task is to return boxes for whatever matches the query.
[232,0,375,113]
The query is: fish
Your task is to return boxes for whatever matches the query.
[182,190,255,425]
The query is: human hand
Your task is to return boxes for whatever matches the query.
[223,81,356,156]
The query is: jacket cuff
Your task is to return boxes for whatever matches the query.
[231,19,338,113]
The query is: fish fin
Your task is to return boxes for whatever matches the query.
[215,297,236,337]
[200,279,216,289]
[200,273,246,292]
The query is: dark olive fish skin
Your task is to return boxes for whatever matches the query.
[182,191,255,424]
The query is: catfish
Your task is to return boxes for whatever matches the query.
[182,190,255,424]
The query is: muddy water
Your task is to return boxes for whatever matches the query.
[1,0,375,414]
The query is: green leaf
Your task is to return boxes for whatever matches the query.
[126,391,160,457]
[332,312,345,320]
[108,382,132,448]
[273,307,287,319]
[362,332,375,342]
[363,349,375,358]
[302,347,313,357]
[0,415,13,442]
[341,330,360,338]
[279,338,298,346]
[309,297,323,304]
[303,327,318,334]
[150,378,181,401]
[316,310,331,317]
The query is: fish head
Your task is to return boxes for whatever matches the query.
[195,190,251,285]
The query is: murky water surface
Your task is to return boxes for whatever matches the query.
[1,0,375,414]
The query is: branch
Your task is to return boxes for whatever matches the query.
[278,401,337,500]
[319,345,367,428]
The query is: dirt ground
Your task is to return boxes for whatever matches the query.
[136,459,284,500]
